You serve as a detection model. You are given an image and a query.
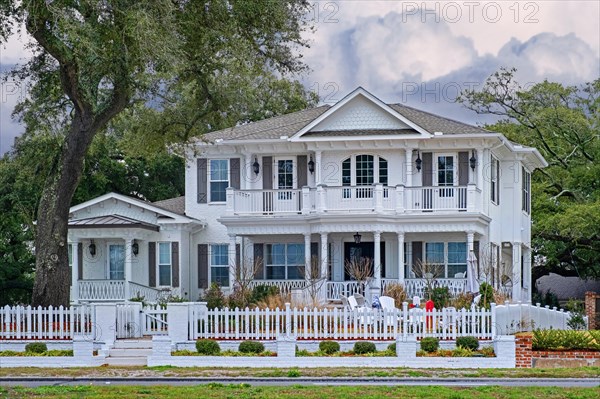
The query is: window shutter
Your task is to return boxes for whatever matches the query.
[77,243,83,280]
[310,242,319,278]
[171,242,179,288]
[253,243,264,279]
[198,244,208,289]
[148,242,156,287]
[422,153,433,186]
[496,161,500,205]
[412,241,422,272]
[230,158,241,189]
[262,156,272,189]
[458,151,469,186]
[197,158,207,204]
[235,243,241,279]
[297,155,307,187]
[473,240,480,276]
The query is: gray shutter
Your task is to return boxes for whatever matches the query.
[473,240,480,276]
[496,161,500,205]
[310,242,318,278]
[235,243,241,279]
[230,158,240,189]
[198,244,208,289]
[253,243,264,279]
[412,241,422,272]
[262,156,272,189]
[197,158,207,204]
[77,243,83,280]
[458,152,469,186]
[171,242,179,288]
[297,155,307,187]
[148,242,156,287]
[422,152,432,186]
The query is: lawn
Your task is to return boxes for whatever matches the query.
[1,385,599,399]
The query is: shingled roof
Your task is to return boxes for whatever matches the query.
[153,196,186,216]
[388,104,489,134]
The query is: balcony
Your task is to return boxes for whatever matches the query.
[225,184,481,217]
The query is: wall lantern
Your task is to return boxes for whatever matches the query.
[353,232,362,244]
[415,151,422,172]
[89,240,96,257]
[308,156,315,174]
[469,150,477,171]
[252,157,260,175]
[132,240,139,256]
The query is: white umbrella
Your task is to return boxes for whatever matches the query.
[466,250,480,294]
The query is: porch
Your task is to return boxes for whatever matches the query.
[75,280,163,302]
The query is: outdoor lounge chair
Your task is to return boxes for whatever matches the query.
[353,293,366,307]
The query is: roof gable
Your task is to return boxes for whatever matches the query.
[291,87,431,140]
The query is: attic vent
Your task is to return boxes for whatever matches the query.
[434,131,443,136]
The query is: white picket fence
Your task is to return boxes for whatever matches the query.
[494,302,587,335]
[0,305,93,340]
[116,303,168,338]
[189,303,495,341]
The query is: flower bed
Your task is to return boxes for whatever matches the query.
[0,349,73,356]
[172,350,276,357]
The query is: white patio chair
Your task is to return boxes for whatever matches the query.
[340,295,351,311]
[379,295,398,325]
[354,293,366,307]
[347,295,360,310]
[454,272,465,278]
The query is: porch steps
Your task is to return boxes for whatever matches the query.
[105,339,153,366]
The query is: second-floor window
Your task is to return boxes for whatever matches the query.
[522,167,531,214]
[491,155,499,204]
[209,159,229,202]
[342,154,388,198]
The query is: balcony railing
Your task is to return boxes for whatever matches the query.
[226,184,480,216]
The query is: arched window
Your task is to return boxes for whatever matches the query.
[341,155,388,198]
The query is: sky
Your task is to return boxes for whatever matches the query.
[1,1,599,154]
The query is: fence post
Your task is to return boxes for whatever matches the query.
[402,302,408,338]
[93,303,117,346]
[491,302,497,340]
[285,303,291,338]
[167,302,190,343]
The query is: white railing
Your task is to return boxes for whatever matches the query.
[189,303,494,341]
[405,186,467,211]
[404,278,467,298]
[79,280,125,301]
[494,301,587,334]
[326,281,367,300]
[232,189,302,215]
[129,282,162,303]
[227,185,476,216]
[0,305,93,340]
[248,280,307,295]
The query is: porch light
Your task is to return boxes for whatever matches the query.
[469,150,477,171]
[132,240,139,256]
[89,240,96,257]
[415,151,422,172]
[252,157,260,175]
[308,156,315,174]
[353,232,362,244]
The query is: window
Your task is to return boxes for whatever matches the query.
[210,244,229,287]
[342,158,351,198]
[522,167,531,214]
[108,244,125,280]
[265,243,305,280]
[276,159,294,200]
[209,159,229,202]
[437,156,454,186]
[420,242,467,278]
[158,242,172,286]
[68,244,73,268]
[447,242,467,277]
[491,155,499,204]
[355,155,374,186]
[341,155,388,199]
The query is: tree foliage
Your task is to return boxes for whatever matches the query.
[459,69,600,280]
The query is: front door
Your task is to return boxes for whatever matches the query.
[108,244,125,280]
[343,242,385,281]
[273,158,297,212]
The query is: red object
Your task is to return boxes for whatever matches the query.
[425,300,434,329]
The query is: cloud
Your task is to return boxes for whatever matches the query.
[0,64,25,154]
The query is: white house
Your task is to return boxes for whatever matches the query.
[67,87,547,304]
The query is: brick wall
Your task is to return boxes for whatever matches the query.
[585,291,598,330]
[515,332,600,368]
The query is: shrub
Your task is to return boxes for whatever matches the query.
[25,342,47,354]
[387,342,396,353]
[202,283,226,310]
[451,292,473,309]
[532,329,599,350]
[430,287,451,309]
[559,330,595,349]
[319,341,340,354]
[195,339,220,355]
[565,299,587,330]
[451,347,473,357]
[353,341,376,354]
[238,341,265,354]
[420,337,439,353]
[456,336,479,351]
[478,282,494,309]
[227,286,252,309]
[383,283,407,305]
[480,346,495,357]
[250,284,279,305]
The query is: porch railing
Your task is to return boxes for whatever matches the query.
[226,184,479,216]
[326,278,468,301]
[79,280,125,301]
[129,281,162,303]
[248,279,307,296]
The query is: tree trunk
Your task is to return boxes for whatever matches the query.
[31,113,96,307]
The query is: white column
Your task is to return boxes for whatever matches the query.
[397,233,405,284]
[373,231,382,291]
[320,232,328,280]
[243,153,252,189]
[523,246,532,303]
[476,148,484,188]
[315,150,322,185]
[71,240,79,303]
[467,232,475,252]
[304,233,312,281]
[512,242,522,301]
[125,238,134,300]
[405,148,414,187]
[228,234,237,288]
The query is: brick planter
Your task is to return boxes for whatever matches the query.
[515,332,600,368]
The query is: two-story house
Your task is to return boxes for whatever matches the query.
[67,87,547,304]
